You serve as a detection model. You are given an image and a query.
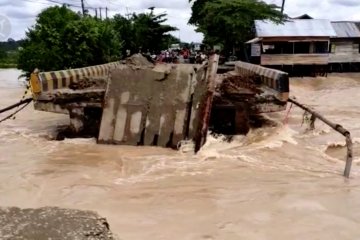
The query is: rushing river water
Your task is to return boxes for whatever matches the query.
[1,68,360,239]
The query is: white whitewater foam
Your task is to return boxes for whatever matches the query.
[61,138,97,145]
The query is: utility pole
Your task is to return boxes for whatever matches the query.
[105,7,108,19]
[95,8,98,19]
[126,7,130,20]
[281,0,285,13]
[99,7,102,20]
[81,0,85,16]
[148,6,155,15]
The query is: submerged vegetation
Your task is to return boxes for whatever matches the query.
[16,5,178,75]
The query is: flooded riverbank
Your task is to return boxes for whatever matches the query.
[1,68,360,239]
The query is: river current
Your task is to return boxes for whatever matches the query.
[1,68,360,239]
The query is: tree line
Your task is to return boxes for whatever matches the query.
[0,39,24,68]
[4,0,285,73]
[15,5,179,75]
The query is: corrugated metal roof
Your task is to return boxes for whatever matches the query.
[245,37,262,44]
[255,19,337,37]
[331,22,360,38]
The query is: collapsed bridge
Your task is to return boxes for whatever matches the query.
[29,54,289,152]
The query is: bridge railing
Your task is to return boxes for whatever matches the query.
[234,61,289,102]
[30,61,122,94]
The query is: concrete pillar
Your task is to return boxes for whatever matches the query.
[235,108,250,135]
[68,107,85,134]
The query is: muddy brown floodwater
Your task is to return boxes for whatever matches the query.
[1,68,360,239]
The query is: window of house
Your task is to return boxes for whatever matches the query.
[262,43,278,54]
[262,42,293,54]
[294,42,310,54]
[314,41,329,53]
[263,44,274,53]
[282,42,294,54]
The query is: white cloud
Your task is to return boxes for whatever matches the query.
[271,0,360,20]
[1,0,360,42]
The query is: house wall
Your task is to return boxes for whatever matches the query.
[261,54,329,65]
[329,40,360,63]
[260,37,330,66]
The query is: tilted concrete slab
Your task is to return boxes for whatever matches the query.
[98,63,202,148]
[98,67,163,145]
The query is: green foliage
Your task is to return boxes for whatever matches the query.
[0,49,7,60]
[0,39,21,68]
[133,13,178,52]
[189,0,286,52]
[112,12,178,54]
[17,5,177,75]
[165,35,181,48]
[112,15,134,55]
[0,39,24,52]
[17,5,122,74]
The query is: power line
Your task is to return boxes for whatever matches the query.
[19,0,83,9]
[19,0,180,20]
[106,0,125,8]
[44,0,83,8]
[21,0,100,10]
[19,0,61,6]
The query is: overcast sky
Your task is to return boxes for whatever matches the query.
[1,0,360,42]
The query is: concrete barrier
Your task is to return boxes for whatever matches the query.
[30,61,122,94]
[234,61,289,102]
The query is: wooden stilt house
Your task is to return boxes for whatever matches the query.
[329,21,360,72]
[247,19,337,76]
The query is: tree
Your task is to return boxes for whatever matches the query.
[189,0,286,56]
[133,12,178,52]
[0,49,7,60]
[17,5,177,76]
[112,15,134,56]
[164,34,181,48]
[112,11,178,54]
[18,5,122,75]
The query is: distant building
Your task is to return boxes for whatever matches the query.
[247,19,336,68]
[329,21,360,71]
[192,43,202,51]
[247,16,360,74]
[169,43,180,51]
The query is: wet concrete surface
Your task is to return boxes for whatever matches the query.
[0,206,116,240]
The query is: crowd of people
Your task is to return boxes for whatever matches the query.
[143,48,210,64]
